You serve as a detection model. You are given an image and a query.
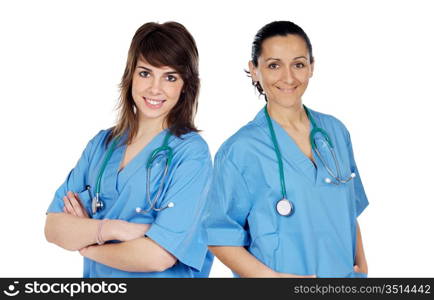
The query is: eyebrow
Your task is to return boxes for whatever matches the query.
[136,66,179,75]
[265,56,308,62]
[265,57,281,62]
[293,56,308,60]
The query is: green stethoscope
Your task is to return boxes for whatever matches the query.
[264,105,356,217]
[88,131,175,215]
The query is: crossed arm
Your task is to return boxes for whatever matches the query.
[44,191,176,273]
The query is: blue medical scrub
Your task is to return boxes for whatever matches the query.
[206,108,369,278]
[47,129,213,278]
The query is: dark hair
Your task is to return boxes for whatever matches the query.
[108,21,200,144]
[249,21,314,95]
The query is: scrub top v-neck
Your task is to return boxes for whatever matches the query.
[205,108,369,278]
[48,128,213,278]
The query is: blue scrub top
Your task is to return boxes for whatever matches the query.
[47,129,214,278]
[205,108,369,278]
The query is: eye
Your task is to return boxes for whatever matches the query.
[294,62,306,69]
[268,63,279,69]
[138,71,150,78]
[166,75,178,82]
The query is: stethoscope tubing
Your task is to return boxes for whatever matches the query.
[91,131,173,215]
[264,104,355,216]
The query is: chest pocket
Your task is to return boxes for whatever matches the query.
[147,153,172,205]
[123,153,170,219]
[314,135,354,183]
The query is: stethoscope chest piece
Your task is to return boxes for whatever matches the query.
[92,196,104,214]
[276,198,294,217]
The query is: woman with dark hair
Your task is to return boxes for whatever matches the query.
[45,21,213,278]
[206,21,368,278]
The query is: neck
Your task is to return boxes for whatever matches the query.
[267,101,307,130]
[134,115,167,142]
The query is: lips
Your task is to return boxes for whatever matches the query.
[143,97,166,109]
[277,86,297,93]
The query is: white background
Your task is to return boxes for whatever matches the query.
[1,0,433,277]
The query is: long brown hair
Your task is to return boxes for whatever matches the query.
[108,21,200,144]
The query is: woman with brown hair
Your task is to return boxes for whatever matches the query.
[44,21,213,278]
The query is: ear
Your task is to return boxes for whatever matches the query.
[248,61,259,82]
[309,61,315,78]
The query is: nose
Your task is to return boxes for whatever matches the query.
[281,66,296,85]
[149,77,162,95]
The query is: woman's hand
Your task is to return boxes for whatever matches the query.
[63,191,89,218]
[79,245,94,257]
[353,264,368,274]
[63,191,149,244]
[354,221,368,275]
[103,220,150,242]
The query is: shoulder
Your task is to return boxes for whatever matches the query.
[309,109,349,133]
[90,128,117,149]
[308,108,351,142]
[82,128,112,151]
[94,128,112,141]
[172,131,211,160]
[74,128,113,162]
[216,120,265,162]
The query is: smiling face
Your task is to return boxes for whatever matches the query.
[131,57,184,125]
[249,34,314,109]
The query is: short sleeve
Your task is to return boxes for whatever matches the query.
[145,156,212,272]
[46,130,104,214]
[346,132,369,217]
[204,150,252,246]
